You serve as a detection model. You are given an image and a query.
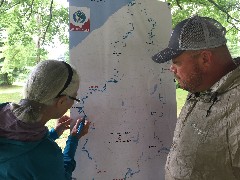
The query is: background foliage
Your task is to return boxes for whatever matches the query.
[0,0,68,85]
[0,0,239,85]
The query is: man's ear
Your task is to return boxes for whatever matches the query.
[200,50,213,67]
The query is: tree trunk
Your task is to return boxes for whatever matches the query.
[0,73,11,85]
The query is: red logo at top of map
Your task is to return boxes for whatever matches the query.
[70,7,90,32]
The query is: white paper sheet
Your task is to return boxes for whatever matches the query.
[69,1,176,179]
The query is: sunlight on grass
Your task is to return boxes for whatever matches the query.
[0,85,23,103]
[176,88,188,116]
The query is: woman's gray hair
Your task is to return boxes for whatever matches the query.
[11,60,80,123]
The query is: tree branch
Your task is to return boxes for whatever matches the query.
[24,0,34,21]
[11,48,21,60]
[207,0,240,27]
[41,0,54,46]
[181,0,240,31]
[0,0,4,7]
[0,2,20,14]
[226,15,240,32]
[176,0,183,10]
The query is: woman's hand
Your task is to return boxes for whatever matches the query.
[71,117,90,139]
[55,115,71,137]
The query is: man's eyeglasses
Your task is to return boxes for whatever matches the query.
[68,96,81,103]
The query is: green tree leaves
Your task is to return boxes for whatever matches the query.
[0,0,239,85]
[0,0,68,84]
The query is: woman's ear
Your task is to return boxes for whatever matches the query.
[56,96,68,107]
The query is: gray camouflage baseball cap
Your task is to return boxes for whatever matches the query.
[152,15,227,63]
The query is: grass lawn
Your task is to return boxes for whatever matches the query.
[0,85,188,149]
[0,85,23,103]
[176,88,188,115]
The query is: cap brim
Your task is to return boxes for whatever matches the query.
[152,48,184,64]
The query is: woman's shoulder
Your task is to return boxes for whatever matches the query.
[38,135,63,154]
[0,136,65,180]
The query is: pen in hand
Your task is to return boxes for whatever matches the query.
[77,115,86,135]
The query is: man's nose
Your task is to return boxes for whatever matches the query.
[169,64,176,73]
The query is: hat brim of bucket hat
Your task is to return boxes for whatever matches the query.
[152,48,185,64]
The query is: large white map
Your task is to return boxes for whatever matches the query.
[69,0,176,179]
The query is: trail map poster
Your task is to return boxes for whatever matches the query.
[69,0,177,179]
